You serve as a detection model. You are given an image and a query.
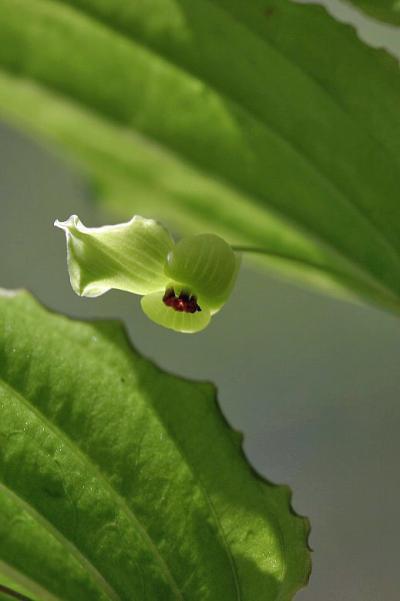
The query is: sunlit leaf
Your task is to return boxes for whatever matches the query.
[0,290,310,601]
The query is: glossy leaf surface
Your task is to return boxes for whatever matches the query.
[0,290,310,601]
[0,0,399,312]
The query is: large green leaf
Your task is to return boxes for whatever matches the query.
[0,289,310,601]
[344,0,400,25]
[1,0,400,312]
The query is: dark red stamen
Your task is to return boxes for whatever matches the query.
[162,288,201,313]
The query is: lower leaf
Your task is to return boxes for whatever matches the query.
[0,290,310,600]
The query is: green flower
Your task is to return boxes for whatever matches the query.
[55,215,239,333]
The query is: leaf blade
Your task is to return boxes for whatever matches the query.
[0,290,310,600]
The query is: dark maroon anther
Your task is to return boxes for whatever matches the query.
[175,298,185,312]
[162,288,201,313]
[163,287,175,300]
[162,288,175,308]
[191,295,202,312]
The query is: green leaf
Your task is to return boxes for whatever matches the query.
[0,289,310,601]
[343,0,400,25]
[1,0,400,312]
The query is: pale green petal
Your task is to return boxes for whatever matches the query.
[141,292,211,333]
[164,234,240,313]
[54,215,174,297]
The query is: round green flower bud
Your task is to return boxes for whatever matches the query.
[164,234,240,314]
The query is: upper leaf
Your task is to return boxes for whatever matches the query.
[343,0,400,25]
[0,290,310,601]
[0,0,400,312]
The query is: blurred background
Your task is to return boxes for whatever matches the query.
[1,1,399,600]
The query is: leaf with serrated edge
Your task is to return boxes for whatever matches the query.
[0,290,310,601]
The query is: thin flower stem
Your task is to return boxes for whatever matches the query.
[232,245,283,255]
[231,246,304,264]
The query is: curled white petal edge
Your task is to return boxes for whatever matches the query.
[54,214,165,236]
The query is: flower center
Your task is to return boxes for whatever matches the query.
[163,288,201,313]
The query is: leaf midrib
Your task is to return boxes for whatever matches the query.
[141,371,242,601]
[59,323,243,601]
[0,485,103,601]
[0,378,184,601]
[1,315,248,601]
[0,559,64,601]
[0,479,117,601]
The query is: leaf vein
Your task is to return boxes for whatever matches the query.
[0,378,184,601]
[45,0,400,269]
[0,482,117,601]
